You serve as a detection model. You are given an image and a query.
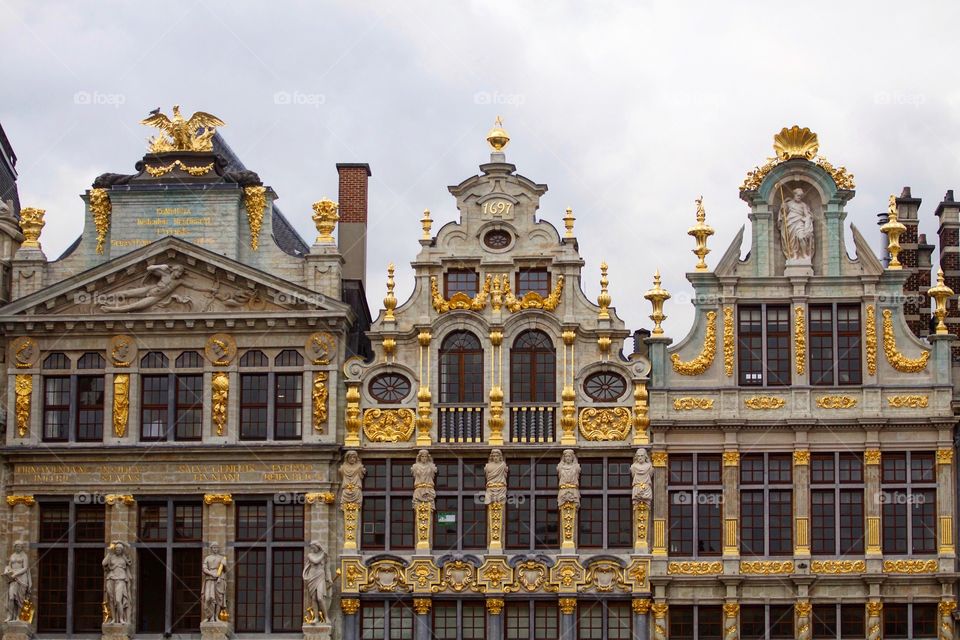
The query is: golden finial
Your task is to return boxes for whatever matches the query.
[597,262,611,320]
[928,267,954,335]
[18,207,45,249]
[383,263,397,322]
[687,196,715,271]
[563,207,575,238]
[421,209,432,240]
[311,198,339,244]
[880,195,907,270]
[486,116,510,152]
[643,270,671,336]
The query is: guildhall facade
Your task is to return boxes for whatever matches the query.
[0,113,957,640]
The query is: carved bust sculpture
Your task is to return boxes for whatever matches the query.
[485,449,508,505]
[102,541,133,625]
[201,543,227,622]
[411,449,437,507]
[3,541,30,622]
[631,448,653,505]
[778,187,815,263]
[557,449,581,507]
[339,450,365,506]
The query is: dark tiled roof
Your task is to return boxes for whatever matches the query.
[212,133,309,257]
[0,122,20,218]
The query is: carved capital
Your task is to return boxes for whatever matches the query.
[203,493,233,505]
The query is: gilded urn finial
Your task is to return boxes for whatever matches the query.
[597,262,612,320]
[421,209,432,240]
[644,270,671,336]
[928,267,954,335]
[311,198,339,244]
[486,116,510,152]
[18,207,45,249]
[687,196,715,271]
[880,195,907,270]
[383,263,397,322]
[563,207,575,238]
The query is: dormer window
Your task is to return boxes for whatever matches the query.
[737,305,790,387]
[516,268,550,297]
[444,269,479,298]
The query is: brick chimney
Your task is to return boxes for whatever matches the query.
[935,189,960,358]
[337,163,371,285]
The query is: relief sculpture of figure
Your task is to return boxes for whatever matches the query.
[631,449,653,505]
[201,543,227,622]
[102,541,133,625]
[778,187,815,263]
[485,449,508,505]
[99,264,189,312]
[557,449,581,507]
[3,541,30,622]
[339,450,366,506]
[302,542,332,624]
[411,449,437,508]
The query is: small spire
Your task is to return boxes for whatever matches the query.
[383,263,397,322]
[928,266,955,335]
[687,195,715,271]
[597,262,611,320]
[643,269,671,336]
[421,209,432,240]
[880,194,907,270]
[486,116,510,152]
[563,207,575,238]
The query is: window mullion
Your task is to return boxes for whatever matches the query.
[267,372,276,440]
[68,374,78,442]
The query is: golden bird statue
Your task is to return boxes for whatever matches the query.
[140,105,225,153]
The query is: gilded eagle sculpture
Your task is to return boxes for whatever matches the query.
[140,105,225,153]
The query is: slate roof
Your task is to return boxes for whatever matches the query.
[0,122,20,218]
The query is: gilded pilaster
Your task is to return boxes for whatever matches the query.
[795,600,811,640]
[864,449,882,556]
[793,450,810,557]
[722,450,739,558]
[866,601,882,640]
[937,445,956,556]
[652,451,668,557]
[723,603,739,640]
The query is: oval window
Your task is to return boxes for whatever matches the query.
[583,371,627,402]
[483,229,512,250]
[369,372,412,403]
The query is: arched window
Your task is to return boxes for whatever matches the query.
[510,330,555,403]
[140,352,168,369]
[439,331,483,403]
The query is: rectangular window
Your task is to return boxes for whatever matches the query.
[274,373,303,439]
[882,452,936,555]
[76,375,104,441]
[361,461,414,551]
[579,458,632,549]
[668,454,722,556]
[741,605,793,640]
[444,268,480,298]
[141,374,169,441]
[741,454,792,556]
[234,501,304,633]
[240,373,269,439]
[175,374,203,440]
[813,603,866,639]
[42,376,70,441]
[836,305,863,384]
[810,303,862,386]
[809,304,835,385]
[738,305,790,386]
[811,453,864,555]
[668,605,721,640]
[507,459,567,551]
[433,601,486,640]
[579,600,632,639]
[517,267,551,296]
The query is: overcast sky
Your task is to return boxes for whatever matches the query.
[3,1,960,341]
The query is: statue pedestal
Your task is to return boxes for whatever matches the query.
[1,621,33,640]
[102,622,131,640]
[784,261,813,278]
[200,620,231,640]
[303,622,333,640]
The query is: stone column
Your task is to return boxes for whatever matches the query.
[413,598,431,640]
[558,598,576,640]
[486,598,504,640]
[864,449,882,563]
[651,602,668,640]
[341,598,360,640]
[632,598,650,640]
[939,600,957,640]
[795,600,811,640]
[722,450,739,561]
[866,601,882,640]
[937,446,956,560]
[793,451,810,558]
[201,494,232,640]
[723,602,739,640]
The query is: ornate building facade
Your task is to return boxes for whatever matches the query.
[0,112,957,640]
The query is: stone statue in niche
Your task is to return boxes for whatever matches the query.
[778,186,815,263]
[411,449,437,509]
[3,541,30,622]
[102,541,133,625]
[201,543,227,622]
[631,448,653,505]
[557,449,581,507]
[485,449,508,505]
[302,541,332,624]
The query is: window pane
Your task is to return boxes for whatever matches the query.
[171,548,202,632]
[175,503,203,541]
[275,373,303,439]
[76,375,104,441]
[235,547,266,632]
[236,503,267,542]
[240,373,269,439]
[141,374,169,441]
[43,376,70,441]
[37,548,67,632]
[139,504,168,542]
[175,374,203,440]
[74,548,105,632]
[271,548,303,632]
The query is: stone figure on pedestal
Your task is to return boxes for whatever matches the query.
[631,449,653,506]
[412,450,437,508]
[3,542,30,623]
[303,542,332,624]
[102,541,133,625]
[339,450,365,505]
[201,543,227,622]
[485,449,508,505]
[778,187,815,263]
[557,449,581,506]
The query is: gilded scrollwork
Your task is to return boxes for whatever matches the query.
[794,305,805,375]
[243,185,267,250]
[865,305,877,375]
[881,309,929,373]
[361,560,410,593]
[89,188,112,254]
[723,306,734,376]
[501,273,564,312]
[887,394,928,408]
[882,559,937,574]
[362,408,415,442]
[744,395,785,410]
[810,560,865,574]
[740,126,855,191]
[433,560,478,594]
[577,407,631,441]
[14,375,31,438]
[671,310,717,375]
[581,561,629,593]
[666,561,722,576]
[672,397,714,411]
[739,560,794,575]
[430,274,492,313]
[815,395,857,409]
[504,560,556,593]
[112,374,129,438]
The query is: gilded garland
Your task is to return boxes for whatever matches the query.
[502,274,564,313]
[243,186,267,251]
[723,306,734,377]
[794,306,805,375]
[431,274,491,313]
[744,396,785,410]
[211,372,229,436]
[312,372,328,432]
[144,160,214,177]
[14,375,31,438]
[865,305,877,375]
[887,395,928,408]
[578,407,631,441]
[88,188,112,255]
[112,374,130,437]
[881,309,929,373]
[671,310,717,375]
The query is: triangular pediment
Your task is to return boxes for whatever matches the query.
[1,237,351,319]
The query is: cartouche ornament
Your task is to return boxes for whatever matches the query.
[880,195,906,269]
[928,267,954,335]
[643,270,670,336]
[312,198,339,244]
[687,196,714,271]
[486,116,510,152]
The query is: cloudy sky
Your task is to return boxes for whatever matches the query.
[3,1,960,339]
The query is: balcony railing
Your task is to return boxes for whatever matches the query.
[437,406,484,443]
[509,405,557,443]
